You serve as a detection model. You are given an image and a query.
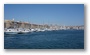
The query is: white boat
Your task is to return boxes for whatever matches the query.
[30,29,36,32]
[18,29,31,34]
[40,29,45,32]
[35,28,45,32]
[4,28,19,34]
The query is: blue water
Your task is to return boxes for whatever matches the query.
[4,30,84,49]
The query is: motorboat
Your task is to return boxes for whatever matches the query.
[19,29,31,34]
[4,28,19,34]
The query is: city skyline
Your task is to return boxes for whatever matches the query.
[4,4,84,26]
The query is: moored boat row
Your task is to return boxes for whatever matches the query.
[4,28,51,34]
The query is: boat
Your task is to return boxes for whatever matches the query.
[18,29,31,34]
[4,28,19,34]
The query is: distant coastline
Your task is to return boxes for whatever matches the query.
[4,19,84,30]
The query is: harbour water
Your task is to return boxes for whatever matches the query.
[4,30,84,49]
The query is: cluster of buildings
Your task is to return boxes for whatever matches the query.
[4,19,84,30]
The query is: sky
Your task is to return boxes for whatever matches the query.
[4,4,84,26]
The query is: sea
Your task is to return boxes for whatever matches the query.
[4,30,84,49]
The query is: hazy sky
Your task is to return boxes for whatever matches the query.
[4,4,84,26]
